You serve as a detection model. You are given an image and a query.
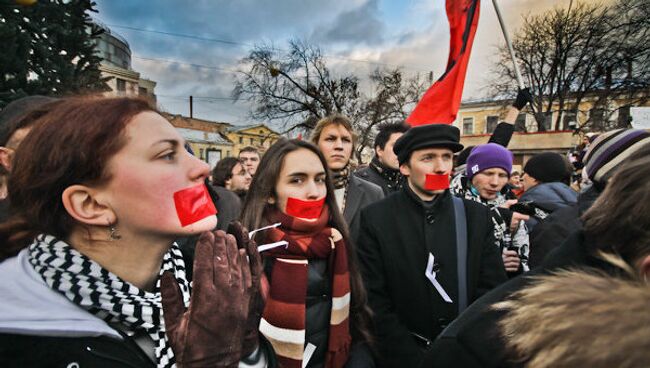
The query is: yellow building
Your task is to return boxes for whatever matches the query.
[166,114,234,169]
[226,124,282,156]
[455,92,649,166]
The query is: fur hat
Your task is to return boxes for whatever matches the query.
[394,124,463,165]
[496,269,650,368]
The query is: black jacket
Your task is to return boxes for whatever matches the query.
[343,175,384,243]
[528,186,600,268]
[356,186,507,368]
[0,332,158,367]
[354,165,400,196]
[422,230,619,368]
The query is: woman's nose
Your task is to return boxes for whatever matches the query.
[188,152,210,182]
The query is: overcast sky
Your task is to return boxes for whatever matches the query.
[93,0,598,127]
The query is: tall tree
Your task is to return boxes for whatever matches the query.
[491,0,649,132]
[233,40,426,161]
[0,0,109,108]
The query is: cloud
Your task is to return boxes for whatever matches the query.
[93,0,617,124]
[310,0,385,46]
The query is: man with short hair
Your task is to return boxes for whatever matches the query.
[212,157,252,199]
[520,152,577,231]
[238,146,260,175]
[355,122,409,195]
[356,124,507,367]
[310,114,383,241]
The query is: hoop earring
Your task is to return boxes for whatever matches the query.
[109,224,122,241]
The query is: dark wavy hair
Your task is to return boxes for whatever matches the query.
[240,138,373,344]
[582,142,650,267]
[211,157,241,187]
[0,96,156,260]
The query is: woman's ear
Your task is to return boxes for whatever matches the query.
[62,185,116,226]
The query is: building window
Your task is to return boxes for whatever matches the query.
[199,148,204,160]
[515,113,527,132]
[239,137,243,144]
[590,108,606,130]
[462,117,474,135]
[617,106,630,128]
[543,112,553,131]
[138,87,147,96]
[486,116,499,134]
[562,111,577,130]
[116,78,126,92]
[249,138,254,145]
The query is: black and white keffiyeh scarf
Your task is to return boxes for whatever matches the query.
[450,173,530,272]
[28,234,191,368]
[369,156,403,191]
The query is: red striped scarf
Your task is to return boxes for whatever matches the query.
[260,205,351,368]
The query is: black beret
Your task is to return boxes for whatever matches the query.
[523,152,571,183]
[394,124,464,165]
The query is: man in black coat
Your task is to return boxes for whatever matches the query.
[356,124,507,368]
[355,122,409,195]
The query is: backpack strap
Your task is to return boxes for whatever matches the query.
[452,196,468,313]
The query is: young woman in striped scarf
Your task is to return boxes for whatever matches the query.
[0,97,269,368]
[241,139,374,368]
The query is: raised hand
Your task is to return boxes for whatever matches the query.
[513,88,533,110]
[161,230,251,368]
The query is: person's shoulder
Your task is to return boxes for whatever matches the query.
[351,174,383,196]
[361,189,401,214]
[354,166,373,179]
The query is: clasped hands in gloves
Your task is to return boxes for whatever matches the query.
[160,222,264,368]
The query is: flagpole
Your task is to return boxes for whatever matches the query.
[492,0,525,89]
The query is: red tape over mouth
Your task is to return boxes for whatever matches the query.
[173,183,218,227]
[285,197,325,219]
[424,174,450,191]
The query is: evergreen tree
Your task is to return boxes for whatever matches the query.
[0,0,109,108]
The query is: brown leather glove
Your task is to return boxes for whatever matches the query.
[227,221,265,357]
[161,230,252,368]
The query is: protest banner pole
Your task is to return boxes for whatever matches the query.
[492,0,525,89]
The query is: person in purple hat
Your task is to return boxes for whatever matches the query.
[451,143,529,277]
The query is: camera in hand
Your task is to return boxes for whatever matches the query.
[509,201,537,216]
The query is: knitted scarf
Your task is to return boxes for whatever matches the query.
[28,234,191,368]
[369,156,403,191]
[259,205,351,368]
[330,165,350,190]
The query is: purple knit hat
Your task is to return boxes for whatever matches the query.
[466,143,513,180]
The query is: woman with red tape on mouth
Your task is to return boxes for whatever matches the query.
[241,139,374,368]
[0,97,269,368]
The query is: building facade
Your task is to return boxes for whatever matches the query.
[94,22,156,103]
[166,114,234,169]
[225,124,281,156]
[455,92,649,166]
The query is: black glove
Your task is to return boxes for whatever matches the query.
[513,88,533,110]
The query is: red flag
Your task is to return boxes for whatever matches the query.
[406,0,480,126]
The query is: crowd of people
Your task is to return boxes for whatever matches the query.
[0,93,648,368]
